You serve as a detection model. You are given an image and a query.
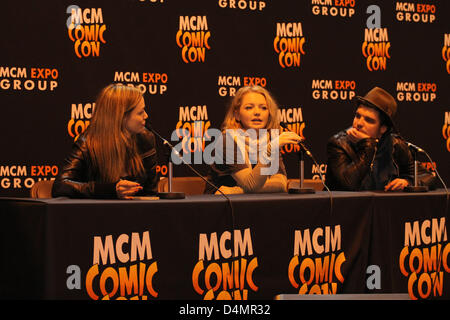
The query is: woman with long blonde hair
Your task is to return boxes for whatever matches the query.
[52,84,158,199]
[204,85,303,194]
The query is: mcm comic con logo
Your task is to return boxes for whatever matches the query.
[362,5,391,71]
[274,22,306,69]
[67,231,159,300]
[176,16,211,63]
[66,6,107,58]
[192,228,259,300]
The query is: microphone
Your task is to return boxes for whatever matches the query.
[403,140,448,193]
[279,122,312,158]
[146,123,176,151]
[406,141,425,153]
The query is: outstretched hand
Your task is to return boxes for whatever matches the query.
[116,179,143,199]
[384,178,409,191]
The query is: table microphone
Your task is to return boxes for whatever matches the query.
[279,122,329,193]
[146,125,185,199]
[145,124,224,196]
[404,140,448,193]
[279,122,334,216]
[404,141,428,193]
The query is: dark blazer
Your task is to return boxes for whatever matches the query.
[52,128,158,198]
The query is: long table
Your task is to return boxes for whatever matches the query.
[1,191,449,300]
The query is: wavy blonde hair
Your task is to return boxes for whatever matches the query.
[85,84,145,182]
[221,85,281,130]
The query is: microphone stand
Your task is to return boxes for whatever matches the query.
[279,121,333,217]
[158,141,186,199]
[404,147,428,193]
[288,144,315,194]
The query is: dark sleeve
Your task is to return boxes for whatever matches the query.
[137,130,159,195]
[392,137,415,184]
[326,134,378,191]
[51,137,117,198]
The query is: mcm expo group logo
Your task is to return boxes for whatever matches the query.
[217,75,267,97]
[0,66,58,91]
[311,0,356,18]
[311,79,357,101]
[113,71,168,95]
[395,82,437,103]
[0,165,58,190]
[395,2,436,23]
[218,0,266,11]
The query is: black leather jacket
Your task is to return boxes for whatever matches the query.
[325,130,414,191]
[52,129,158,198]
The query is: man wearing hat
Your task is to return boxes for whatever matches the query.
[325,87,414,191]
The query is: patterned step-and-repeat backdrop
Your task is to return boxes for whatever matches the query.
[0,0,449,197]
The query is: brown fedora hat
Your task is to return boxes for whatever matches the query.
[354,87,397,127]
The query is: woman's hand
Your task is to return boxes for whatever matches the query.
[215,186,244,195]
[116,179,143,199]
[276,131,303,148]
[384,178,409,191]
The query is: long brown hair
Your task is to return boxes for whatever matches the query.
[221,85,281,130]
[85,84,145,182]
